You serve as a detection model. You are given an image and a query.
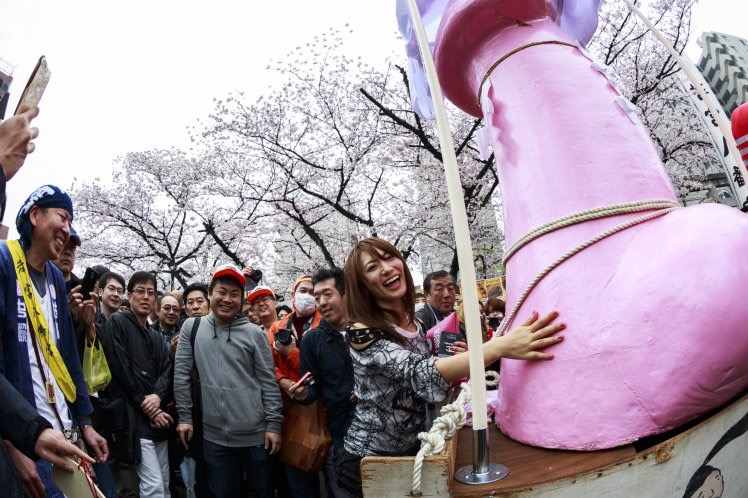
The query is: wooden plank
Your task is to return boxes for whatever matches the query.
[452,427,636,497]
[361,431,460,498]
[447,428,459,495]
[451,394,748,497]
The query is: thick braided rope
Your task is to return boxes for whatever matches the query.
[485,370,500,387]
[412,381,472,496]
[496,205,680,337]
[410,370,500,495]
[503,199,681,265]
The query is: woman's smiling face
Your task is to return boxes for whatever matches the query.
[360,247,406,305]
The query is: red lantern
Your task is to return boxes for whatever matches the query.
[732,102,748,165]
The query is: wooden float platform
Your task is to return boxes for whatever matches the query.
[360,425,637,497]
[361,393,748,497]
[451,427,636,497]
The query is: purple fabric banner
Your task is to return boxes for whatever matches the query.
[395,0,450,120]
[557,0,606,46]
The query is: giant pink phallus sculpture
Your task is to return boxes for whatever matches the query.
[433,0,748,450]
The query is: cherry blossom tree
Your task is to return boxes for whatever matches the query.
[589,0,720,199]
[200,29,503,282]
[73,148,274,289]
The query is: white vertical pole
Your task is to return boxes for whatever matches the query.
[405,0,488,431]
[621,0,748,210]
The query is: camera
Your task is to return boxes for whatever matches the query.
[245,269,263,291]
[487,316,503,330]
[275,328,293,346]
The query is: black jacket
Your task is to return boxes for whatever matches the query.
[298,319,355,445]
[0,374,52,497]
[415,303,444,333]
[0,374,51,458]
[102,310,172,442]
[64,273,81,296]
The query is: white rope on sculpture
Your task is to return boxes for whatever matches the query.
[412,381,472,495]
[502,199,681,265]
[411,369,499,496]
[496,203,681,337]
[412,200,680,494]
[485,370,500,387]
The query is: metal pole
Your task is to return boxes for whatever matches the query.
[455,429,509,484]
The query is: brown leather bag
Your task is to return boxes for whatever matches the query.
[280,400,332,472]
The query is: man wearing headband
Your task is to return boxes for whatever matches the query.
[0,185,108,497]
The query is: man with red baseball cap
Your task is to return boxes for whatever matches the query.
[174,265,282,498]
[247,286,278,333]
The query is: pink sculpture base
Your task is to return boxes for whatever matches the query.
[499,204,748,449]
[434,3,748,449]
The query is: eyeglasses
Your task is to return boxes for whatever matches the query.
[161,305,180,312]
[131,287,156,297]
[105,285,124,295]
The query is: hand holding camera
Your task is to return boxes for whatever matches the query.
[241,266,263,291]
[273,328,296,357]
[487,316,503,330]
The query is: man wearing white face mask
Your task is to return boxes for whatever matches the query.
[267,276,322,398]
[266,276,322,498]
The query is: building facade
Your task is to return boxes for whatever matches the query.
[697,32,748,117]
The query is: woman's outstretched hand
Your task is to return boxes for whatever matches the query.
[493,311,565,361]
[434,311,564,382]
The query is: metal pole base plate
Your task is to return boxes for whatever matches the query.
[454,463,509,485]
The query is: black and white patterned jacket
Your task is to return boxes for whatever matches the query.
[344,324,451,457]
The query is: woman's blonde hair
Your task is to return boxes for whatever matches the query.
[456,300,488,342]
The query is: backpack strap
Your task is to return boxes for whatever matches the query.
[189,317,201,377]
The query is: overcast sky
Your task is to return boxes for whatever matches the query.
[1,0,746,239]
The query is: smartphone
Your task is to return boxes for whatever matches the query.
[14,56,50,115]
[0,68,11,119]
[437,331,466,357]
[290,371,314,391]
[80,267,100,299]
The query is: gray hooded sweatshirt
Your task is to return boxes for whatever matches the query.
[174,314,283,447]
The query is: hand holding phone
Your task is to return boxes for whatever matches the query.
[0,106,39,183]
[15,56,50,115]
[290,371,314,391]
[80,267,101,300]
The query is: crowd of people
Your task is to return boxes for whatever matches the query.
[0,107,564,498]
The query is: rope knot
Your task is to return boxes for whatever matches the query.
[418,431,445,455]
